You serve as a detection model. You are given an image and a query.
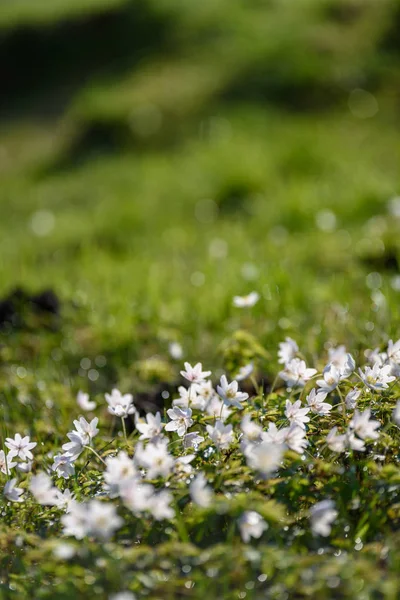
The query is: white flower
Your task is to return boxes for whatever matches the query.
[135,412,164,441]
[110,593,136,600]
[328,345,347,365]
[183,432,205,450]
[172,381,205,410]
[326,426,366,453]
[148,490,174,520]
[72,417,99,445]
[165,407,193,437]
[340,353,356,377]
[263,422,307,456]
[280,423,308,454]
[326,427,347,453]
[53,542,76,560]
[317,355,355,393]
[366,347,387,367]
[364,348,389,367]
[77,391,96,411]
[349,409,380,440]
[387,339,400,364]
[5,434,36,461]
[217,375,248,409]
[61,501,89,539]
[62,431,84,461]
[104,451,137,498]
[105,389,136,418]
[285,399,310,429]
[278,337,298,365]
[206,421,235,450]
[55,489,75,512]
[238,511,267,542]
[183,392,207,411]
[233,292,260,308]
[120,481,155,514]
[246,441,283,477]
[30,472,59,505]
[263,422,286,445]
[306,389,332,415]
[17,460,33,473]
[0,450,17,475]
[190,472,213,508]
[122,483,174,521]
[192,380,216,408]
[346,431,366,452]
[236,363,254,381]
[205,395,231,422]
[359,362,395,391]
[328,348,356,378]
[180,362,211,384]
[4,478,24,503]
[345,388,361,410]
[241,414,263,442]
[52,454,75,479]
[390,361,400,378]
[316,364,342,393]
[135,440,174,479]
[174,454,195,477]
[393,400,400,426]
[172,385,199,409]
[279,358,317,388]
[62,500,122,540]
[169,341,183,360]
[87,500,123,539]
[310,500,337,537]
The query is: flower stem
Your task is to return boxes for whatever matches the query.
[121,417,128,442]
[337,387,347,420]
[84,445,106,465]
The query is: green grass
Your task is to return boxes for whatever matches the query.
[1,107,399,360]
[1,0,400,598]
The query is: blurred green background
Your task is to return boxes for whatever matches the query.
[1,0,400,389]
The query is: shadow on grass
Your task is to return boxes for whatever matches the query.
[0,0,176,120]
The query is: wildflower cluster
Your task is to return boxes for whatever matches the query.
[2,328,400,597]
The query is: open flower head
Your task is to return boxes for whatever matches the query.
[278,337,298,365]
[233,291,259,308]
[135,440,174,479]
[52,454,75,479]
[4,478,24,503]
[180,362,211,384]
[206,421,235,450]
[359,362,395,391]
[306,389,332,415]
[0,450,17,475]
[135,412,164,441]
[165,407,193,437]
[217,375,248,409]
[5,434,36,462]
[105,389,135,419]
[310,500,338,537]
[238,511,267,542]
[30,472,59,505]
[285,399,310,429]
[104,451,137,498]
[279,358,317,388]
[77,391,97,411]
[246,440,284,477]
[350,408,380,440]
[190,472,213,508]
[73,417,99,444]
